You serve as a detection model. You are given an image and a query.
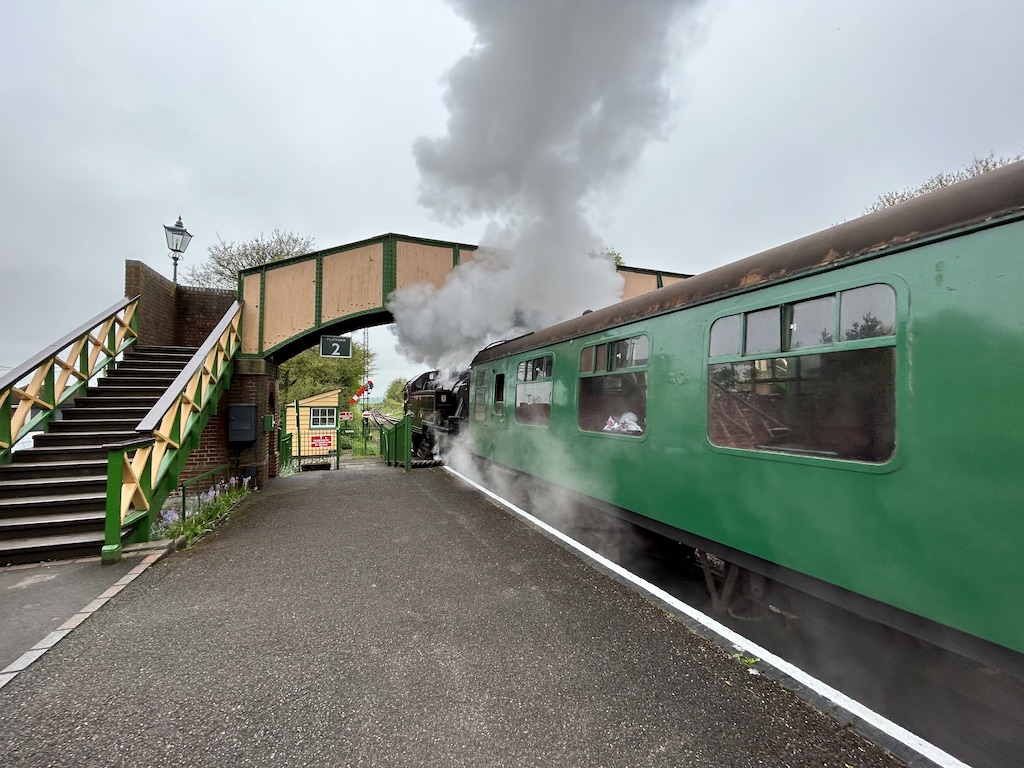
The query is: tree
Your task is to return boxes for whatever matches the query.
[184,230,315,289]
[864,151,1024,213]
[589,246,624,266]
[379,377,408,418]
[278,343,375,407]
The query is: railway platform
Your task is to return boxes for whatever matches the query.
[0,460,910,767]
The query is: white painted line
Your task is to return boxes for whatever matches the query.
[32,630,72,651]
[445,465,971,768]
[0,672,18,690]
[1,648,48,674]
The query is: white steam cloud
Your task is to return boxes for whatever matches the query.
[390,0,698,369]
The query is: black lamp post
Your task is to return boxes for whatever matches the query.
[163,216,192,284]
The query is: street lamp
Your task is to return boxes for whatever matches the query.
[163,216,192,284]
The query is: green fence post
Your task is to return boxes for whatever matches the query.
[102,448,124,564]
[0,395,11,466]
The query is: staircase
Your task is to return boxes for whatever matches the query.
[0,345,197,565]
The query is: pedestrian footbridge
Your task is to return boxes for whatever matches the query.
[0,232,688,566]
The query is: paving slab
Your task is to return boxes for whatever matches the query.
[0,461,906,767]
[0,547,168,671]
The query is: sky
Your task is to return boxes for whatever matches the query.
[2,0,1022,390]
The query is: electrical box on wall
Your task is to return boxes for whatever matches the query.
[228,404,258,444]
[263,413,274,432]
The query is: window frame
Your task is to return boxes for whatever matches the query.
[577,333,650,439]
[704,279,904,472]
[309,407,337,429]
[514,354,554,426]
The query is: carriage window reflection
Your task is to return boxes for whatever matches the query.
[841,284,896,340]
[745,307,781,354]
[473,369,487,421]
[516,355,552,425]
[790,295,836,348]
[708,348,895,462]
[579,372,647,435]
[710,315,741,357]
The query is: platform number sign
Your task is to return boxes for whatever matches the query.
[319,335,352,359]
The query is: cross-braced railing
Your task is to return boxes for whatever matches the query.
[102,301,243,563]
[0,297,139,464]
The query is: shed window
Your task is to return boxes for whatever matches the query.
[310,407,336,429]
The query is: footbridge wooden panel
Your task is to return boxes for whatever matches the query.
[239,233,476,360]
[238,232,687,361]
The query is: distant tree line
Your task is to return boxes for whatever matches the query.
[864,150,1024,213]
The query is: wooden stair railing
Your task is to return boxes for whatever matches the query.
[0,297,139,465]
[101,301,243,563]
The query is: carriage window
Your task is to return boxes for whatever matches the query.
[841,284,896,340]
[745,307,781,354]
[709,349,894,462]
[515,355,552,425]
[579,335,648,436]
[473,369,487,421]
[493,374,505,414]
[709,315,741,357]
[707,284,897,463]
[310,407,336,428]
[790,295,836,348]
[580,346,594,373]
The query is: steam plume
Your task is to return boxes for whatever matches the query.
[390,0,697,368]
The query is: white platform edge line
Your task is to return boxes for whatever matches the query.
[445,465,970,768]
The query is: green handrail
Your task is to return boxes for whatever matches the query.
[1,297,139,464]
[102,302,242,563]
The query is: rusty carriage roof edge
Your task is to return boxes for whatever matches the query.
[472,160,1024,366]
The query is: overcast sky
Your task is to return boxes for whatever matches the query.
[2,0,1022,389]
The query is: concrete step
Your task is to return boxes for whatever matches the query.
[86,385,167,399]
[11,445,114,463]
[0,475,107,500]
[0,530,109,566]
[49,419,140,434]
[72,396,160,410]
[0,509,106,540]
[0,490,106,520]
[101,372,182,385]
[32,431,138,449]
[0,459,108,479]
[61,406,150,421]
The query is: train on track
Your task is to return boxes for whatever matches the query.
[403,161,1024,680]
[404,369,471,458]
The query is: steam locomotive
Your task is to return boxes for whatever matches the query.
[403,369,470,458]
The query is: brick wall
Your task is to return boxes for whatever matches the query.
[124,260,279,487]
[124,260,177,347]
[175,286,235,347]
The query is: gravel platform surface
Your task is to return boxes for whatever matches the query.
[0,461,906,767]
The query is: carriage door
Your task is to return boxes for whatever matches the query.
[492,372,507,429]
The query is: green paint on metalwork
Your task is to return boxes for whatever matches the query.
[103,446,128,563]
[383,236,397,303]
[315,254,324,328]
[258,269,266,356]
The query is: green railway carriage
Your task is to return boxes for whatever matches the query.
[467,161,1024,677]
